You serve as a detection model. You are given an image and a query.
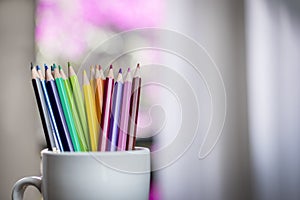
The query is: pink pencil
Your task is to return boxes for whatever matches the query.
[98,65,114,151]
[117,68,132,151]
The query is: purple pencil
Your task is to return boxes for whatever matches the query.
[117,68,132,151]
[107,68,124,151]
[45,66,74,151]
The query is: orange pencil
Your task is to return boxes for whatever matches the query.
[95,65,105,123]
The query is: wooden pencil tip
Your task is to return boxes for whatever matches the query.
[109,64,113,69]
[137,63,140,68]
[44,64,48,70]
[127,67,130,72]
[68,62,70,67]
[36,65,41,70]
[82,70,89,84]
[119,68,122,73]
[30,62,33,69]
[58,65,62,70]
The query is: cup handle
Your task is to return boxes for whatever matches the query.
[12,176,42,200]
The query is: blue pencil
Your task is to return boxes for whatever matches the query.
[45,65,74,151]
[31,64,56,151]
[107,68,124,151]
[36,65,63,152]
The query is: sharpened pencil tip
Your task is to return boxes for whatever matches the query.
[68,62,70,67]
[137,63,140,68]
[109,64,113,69]
[119,68,122,73]
[58,65,62,70]
[36,65,41,70]
[30,62,33,69]
[82,70,89,84]
[44,64,48,70]
[127,67,130,72]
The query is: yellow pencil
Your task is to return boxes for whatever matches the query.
[83,70,99,151]
[90,65,96,94]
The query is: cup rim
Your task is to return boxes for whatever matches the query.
[41,146,150,156]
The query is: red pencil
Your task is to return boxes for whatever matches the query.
[98,65,114,151]
[127,64,141,150]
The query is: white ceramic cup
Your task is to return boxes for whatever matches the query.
[12,147,150,200]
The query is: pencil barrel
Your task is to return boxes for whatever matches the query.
[63,78,88,151]
[69,75,90,150]
[32,79,55,150]
[98,78,114,151]
[46,80,73,151]
[40,80,64,152]
[117,81,132,151]
[107,81,123,151]
[55,77,82,151]
[83,72,99,152]
[126,78,141,150]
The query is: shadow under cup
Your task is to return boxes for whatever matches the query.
[13,147,151,200]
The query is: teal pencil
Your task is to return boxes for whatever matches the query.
[59,66,89,151]
[53,67,82,152]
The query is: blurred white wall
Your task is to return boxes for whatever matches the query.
[156,0,251,199]
[0,0,42,199]
[246,0,300,199]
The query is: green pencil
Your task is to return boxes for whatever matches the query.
[53,67,82,151]
[59,65,89,151]
[68,63,91,150]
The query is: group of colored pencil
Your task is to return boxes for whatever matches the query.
[31,62,141,152]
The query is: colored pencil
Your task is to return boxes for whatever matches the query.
[68,64,90,150]
[54,67,81,151]
[118,68,132,151]
[51,65,55,76]
[108,68,124,151]
[45,65,73,151]
[37,65,63,152]
[127,64,141,150]
[95,65,105,123]
[59,66,88,151]
[98,65,114,151]
[31,64,56,151]
[83,70,99,151]
[90,65,96,93]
